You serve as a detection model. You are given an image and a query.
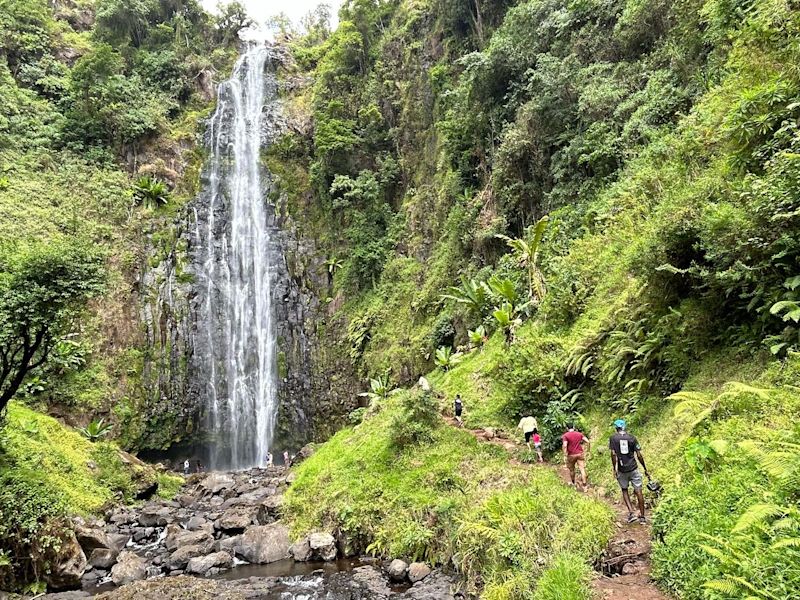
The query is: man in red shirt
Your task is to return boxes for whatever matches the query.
[562,423,590,490]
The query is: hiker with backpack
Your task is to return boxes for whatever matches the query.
[609,419,651,524]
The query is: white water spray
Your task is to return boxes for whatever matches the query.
[193,46,278,470]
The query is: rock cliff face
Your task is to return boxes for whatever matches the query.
[135,45,358,457]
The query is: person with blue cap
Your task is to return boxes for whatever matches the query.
[609,419,650,524]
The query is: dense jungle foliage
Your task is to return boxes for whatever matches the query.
[277,0,800,598]
[0,0,240,589]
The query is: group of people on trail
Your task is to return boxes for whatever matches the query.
[183,459,204,475]
[453,396,652,524]
[562,419,651,524]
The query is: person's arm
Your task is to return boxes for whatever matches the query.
[562,438,568,463]
[611,450,619,477]
[582,435,591,455]
[636,450,649,477]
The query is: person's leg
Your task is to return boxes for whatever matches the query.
[577,456,588,488]
[631,470,646,520]
[635,487,646,518]
[567,455,577,484]
[536,447,543,462]
[621,488,634,514]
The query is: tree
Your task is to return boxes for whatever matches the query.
[0,240,105,414]
[214,1,253,45]
[95,0,156,47]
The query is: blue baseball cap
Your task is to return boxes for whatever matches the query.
[614,419,626,429]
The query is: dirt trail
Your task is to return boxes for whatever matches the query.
[445,418,669,600]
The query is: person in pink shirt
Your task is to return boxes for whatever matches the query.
[532,429,543,463]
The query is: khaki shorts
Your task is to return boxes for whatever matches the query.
[567,453,585,469]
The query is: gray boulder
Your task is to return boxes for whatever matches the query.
[88,548,118,569]
[289,536,312,561]
[185,516,208,531]
[110,551,146,586]
[45,531,87,591]
[387,559,409,582]
[185,552,234,576]
[408,562,432,583]
[256,496,283,525]
[167,545,206,570]
[165,525,214,553]
[236,523,290,564]
[309,532,337,561]
[215,506,256,531]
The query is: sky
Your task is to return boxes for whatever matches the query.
[201,0,344,30]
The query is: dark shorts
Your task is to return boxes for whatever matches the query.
[524,431,533,443]
[455,407,462,417]
[616,468,643,490]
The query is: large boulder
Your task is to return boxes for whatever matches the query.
[137,506,170,527]
[255,496,283,525]
[236,524,290,564]
[309,532,337,561]
[386,559,408,582]
[74,522,113,554]
[45,531,87,591]
[164,525,214,553]
[185,552,233,576]
[215,506,256,531]
[289,537,312,562]
[167,545,207,570]
[88,548,118,569]
[110,551,146,586]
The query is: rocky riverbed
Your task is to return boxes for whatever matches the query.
[33,466,462,599]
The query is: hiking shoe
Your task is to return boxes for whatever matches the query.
[626,513,638,524]
[639,516,648,525]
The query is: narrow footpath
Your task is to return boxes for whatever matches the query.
[445,418,669,600]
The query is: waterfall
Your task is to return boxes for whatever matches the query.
[192,45,279,470]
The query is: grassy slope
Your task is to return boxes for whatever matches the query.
[284,390,612,599]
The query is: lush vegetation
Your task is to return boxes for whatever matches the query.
[0,0,240,590]
[273,0,800,598]
[0,403,157,590]
[284,387,612,599]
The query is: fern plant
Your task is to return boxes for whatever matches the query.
[496,215,549,304]
[357,371,398,404]
[441,277,491,318]
[468,325,487,349]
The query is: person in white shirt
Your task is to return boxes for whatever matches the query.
[517,415,538,451]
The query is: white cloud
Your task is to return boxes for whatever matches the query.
[201,0,343,29]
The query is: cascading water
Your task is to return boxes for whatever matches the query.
[192,45,279,470]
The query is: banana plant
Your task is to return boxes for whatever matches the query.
[133,175,171,209]
[358,371,398,404]
[434,346,463,370]
[79,418,113,442]
[441,277,490,318]
[468,325,487,349]
[496,215,549,303]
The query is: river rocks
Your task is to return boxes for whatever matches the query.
[110,551,146,586]
[74,521,113,554]
[236,523,290,564]
[387,558,409,582]
[185,551,233,576]
[45,531,88,591]
[137,506,170,527]
[289,536,312,561]
[408,562,432,583]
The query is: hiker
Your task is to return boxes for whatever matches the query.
[562,423,590,490]
[283,450,290,466]
[265,452,273,467]
[454,394,463,426]
[532,428,543,463]
[517,414,538,451]
[609,419,650,524]
[196,461,204,473]
[183,459,190,475]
